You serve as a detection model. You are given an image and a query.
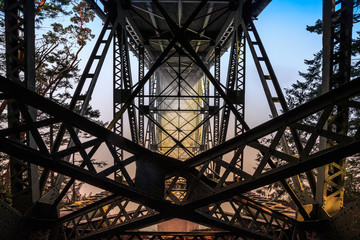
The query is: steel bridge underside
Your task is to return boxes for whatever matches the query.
[1,0,360,240]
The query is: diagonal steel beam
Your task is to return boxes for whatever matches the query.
[0,136,179,212]
[182,77,360,169]
[171,78,360,212]
[58,194,164,240]
[153,1,310,218]
[0,76,181,170]
[3,75,356,237]
[109,0,208,130]
[153,0,250,137]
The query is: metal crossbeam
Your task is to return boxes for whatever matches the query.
[316,0,354,217]
[178,78,360,209]
[58,194,160,239]
[1,74,360,238]
[139,45,145,146]
[200,196,300,240]
[39,18,119,204]
[1,0,359,239]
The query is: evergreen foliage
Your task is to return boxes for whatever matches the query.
[0,1,106,204]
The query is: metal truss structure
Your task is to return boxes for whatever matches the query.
[1,0,360,239]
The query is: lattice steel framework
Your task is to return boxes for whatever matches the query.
[4,0,38,213]
[1,0,360,240]
[316,0,354,218]
[114,24,125,182]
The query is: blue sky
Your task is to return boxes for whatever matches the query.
[256,0,323,84]
[242,0,323,126]
[257,0,323,81]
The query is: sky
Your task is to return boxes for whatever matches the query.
[244,0,323,126]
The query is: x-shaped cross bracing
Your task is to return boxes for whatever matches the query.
[1,0,360,239]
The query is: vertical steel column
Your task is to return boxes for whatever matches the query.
[148,73,159,151]
[155,73,162,152]
[113,29,124,182]
[138,45,145,147]
[216,29,246,178]
[201,74,210,151]
[5,0,39,213]
[148,75,155,149]
[213,46,221,148]
[212,46,221,177]
[218,35,237,146]
[121,30,139,144]
[195,78,203,155]
[317,0,353,217]
[39,19,117,205]
[234,29,246,174]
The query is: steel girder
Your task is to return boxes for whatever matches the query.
[4,0,39,213]
[1,74,360,238]
[37,16,119,205]
[213,46,221,150]
[139,45,146,147]
[57,194,161,239]
[240,19,314,219]
[316,0,354,218]
[113,23,126,182]
[149,0,310,221]
[1,0,360,239]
